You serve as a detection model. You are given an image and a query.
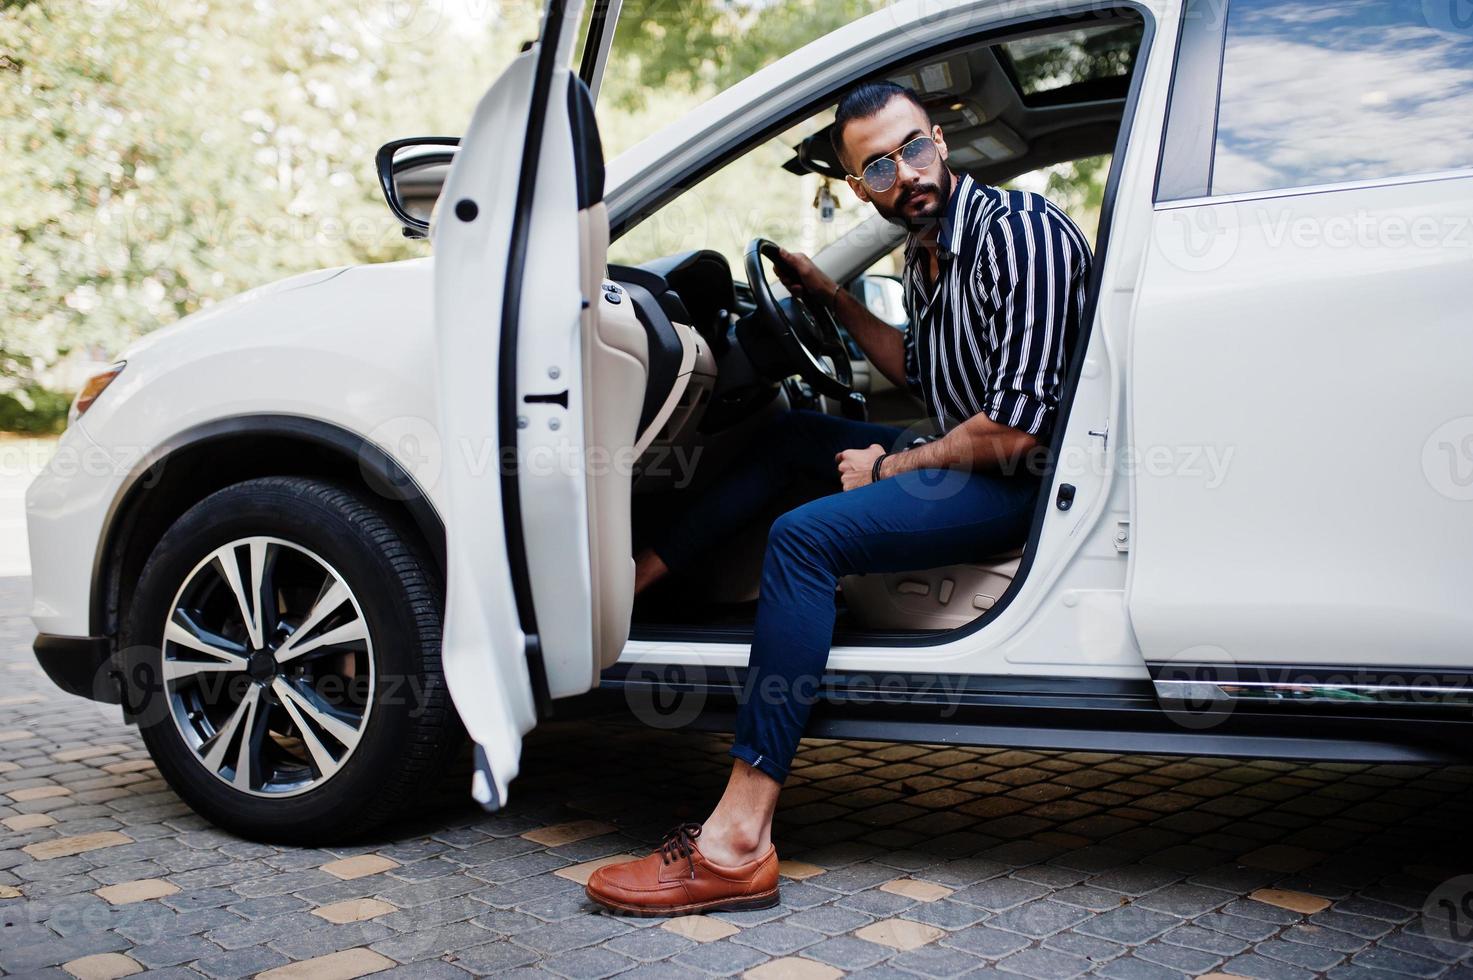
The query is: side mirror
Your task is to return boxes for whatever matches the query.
[852,274,908,328]
[375,137,459,239]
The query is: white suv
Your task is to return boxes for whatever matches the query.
[27,0,1473,842]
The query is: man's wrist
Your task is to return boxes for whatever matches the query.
[824,279,843,309]
[871,451,891,483]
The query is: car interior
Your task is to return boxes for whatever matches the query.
[610,11,1146,640]
[379,11,1146,647]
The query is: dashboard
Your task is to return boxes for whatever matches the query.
[610,249,743,348]
[607,246,894,497]
[608,250,781,443]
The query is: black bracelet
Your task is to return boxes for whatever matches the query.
[871,452,890,484]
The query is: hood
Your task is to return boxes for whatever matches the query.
[116,265,354,362]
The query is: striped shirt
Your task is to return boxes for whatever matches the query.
[901,172,1093,440]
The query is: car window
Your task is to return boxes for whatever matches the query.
[999,22,1140,104]
[1213,0,1473,196]
[848,244,909,330]
[1003,155,1111,247]
[607,110,873,271]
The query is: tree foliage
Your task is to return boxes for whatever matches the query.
[600,0,887,108]
[1,0,533,391]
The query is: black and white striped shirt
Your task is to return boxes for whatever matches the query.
[901,172,1092,440]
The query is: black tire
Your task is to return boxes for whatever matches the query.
[120,476,462,844]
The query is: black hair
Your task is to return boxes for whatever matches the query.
[830,81,928,173]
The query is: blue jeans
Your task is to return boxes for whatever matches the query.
[649,409,1040,785]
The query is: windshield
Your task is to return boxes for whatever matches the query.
[607,109,875,271]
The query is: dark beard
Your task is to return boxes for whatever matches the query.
[885,167,953,233]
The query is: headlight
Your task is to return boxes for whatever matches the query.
[69,361,126,425]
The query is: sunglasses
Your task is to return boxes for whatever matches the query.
[849,134,939,194]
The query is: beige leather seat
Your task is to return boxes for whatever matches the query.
[838,549,1023,630]
[671,480,1027,632]
[580,214,649,674]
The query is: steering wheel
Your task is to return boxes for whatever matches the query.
[744,238,861,408]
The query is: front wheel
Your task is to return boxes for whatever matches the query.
[120,476,461,844]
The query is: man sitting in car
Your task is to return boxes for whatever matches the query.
[587,80,1094,916]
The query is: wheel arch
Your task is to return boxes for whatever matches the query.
[91,414,446,639]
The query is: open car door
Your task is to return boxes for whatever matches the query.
[433,0,643,810]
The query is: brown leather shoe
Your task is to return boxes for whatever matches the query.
[586,822,780,916]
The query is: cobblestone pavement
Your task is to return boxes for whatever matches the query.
[4,574,1473,979]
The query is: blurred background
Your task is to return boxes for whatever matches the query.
[0,0,1108,572]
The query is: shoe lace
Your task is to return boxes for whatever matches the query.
[658,821,703,879]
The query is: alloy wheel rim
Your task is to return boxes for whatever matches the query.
[162,536,375,797]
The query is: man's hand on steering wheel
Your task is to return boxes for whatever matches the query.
[745,237,863,416]
[771,247,840,309]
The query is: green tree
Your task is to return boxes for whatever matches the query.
[1,0,534,395]
[600,0,887,108]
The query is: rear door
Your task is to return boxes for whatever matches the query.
[433,0,644,810]
[1129,0,1473,693]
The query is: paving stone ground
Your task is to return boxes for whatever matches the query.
[3,574,1473,979]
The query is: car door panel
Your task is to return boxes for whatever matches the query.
[1129,176,1473,672]
[434,47,541,810]
[433,0,638,810]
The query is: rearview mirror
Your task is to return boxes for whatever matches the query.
[375,137,459,239]
[852,274,908,328]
